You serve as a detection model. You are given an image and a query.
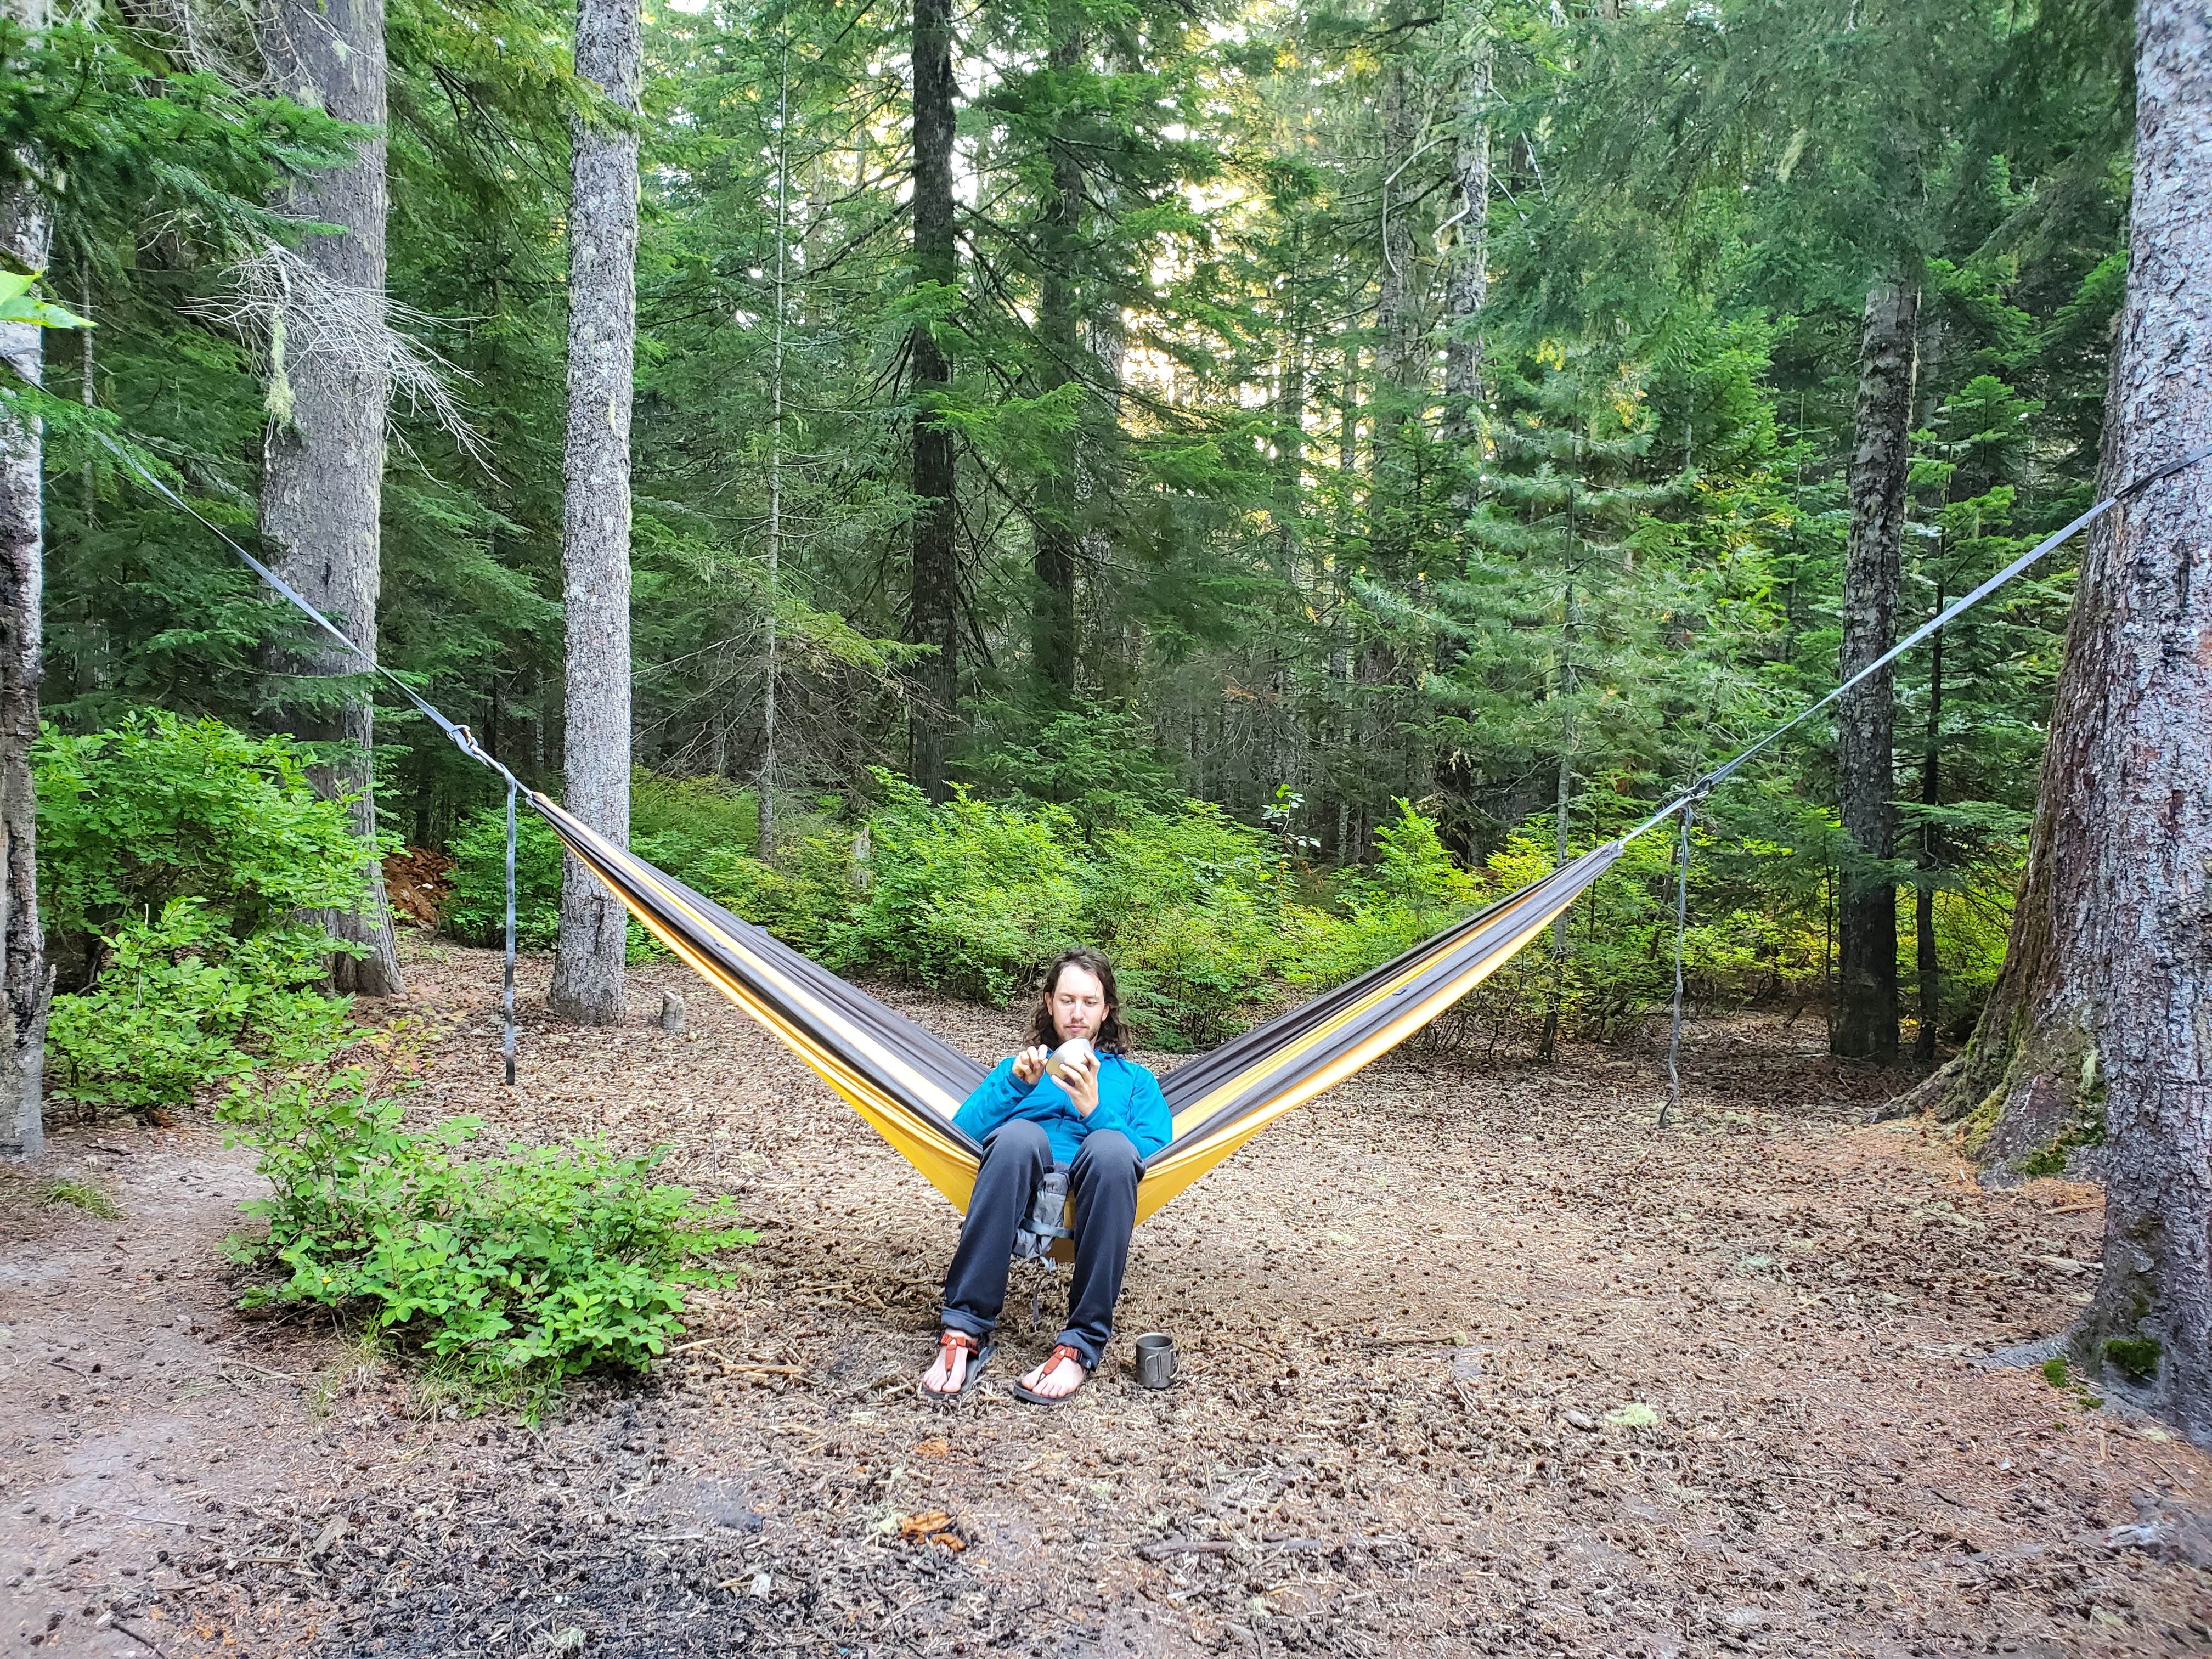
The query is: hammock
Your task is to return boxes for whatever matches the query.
[533,793,1622,1222]
[96,428,2212,1227]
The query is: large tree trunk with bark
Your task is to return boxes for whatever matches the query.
[1030,19,1083,702]
[1830,280,1916,1061]
[0,7,49,1156]
[907,0,958,798]
[1928,0,2212,1432]
[549,0,640,1025]
[258,0,404,998]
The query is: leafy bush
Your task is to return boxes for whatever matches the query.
[47,898,358,1108]
[223,1059,749,1389]
[445,805,566,950]
[36,713,379,986]
[445,771,760,961]
[967,703,1182,833]
[825,774,1088,1002]
[37,713,375,1107]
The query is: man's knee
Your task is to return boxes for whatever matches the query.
[1075,1128,1139,1188]
[982,1118,1051,1170]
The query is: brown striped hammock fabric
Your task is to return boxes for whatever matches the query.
[531,795,1623,1224]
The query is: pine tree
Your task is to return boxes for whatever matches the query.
[257,0,406,997]
[550,0,641,1024]
[907,0,959,799]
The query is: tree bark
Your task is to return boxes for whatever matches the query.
[0,7,49,1155]
[1030,18,1083,702]
[549,0,640,1025]
[1372,53,1421,456]
[258,0,404,998]
[1442,19,1489,477]
[1931,0,2212,1432]
[1831,280,1916,1061]
[907,0,959,797]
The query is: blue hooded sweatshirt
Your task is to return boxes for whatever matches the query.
[952,1051,1172,1166]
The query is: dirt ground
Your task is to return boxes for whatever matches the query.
[4,935,2211,1658]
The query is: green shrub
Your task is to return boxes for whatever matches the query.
[47,898,358,1108]
[631,771,759,871]
[37,713,375,1108]
[222,1062,749,1390]
[968,703,1182,833]
[36,713,379,987]
[824,774,1089,1002]
[445,771,759,962]
[689,832,857,956]
[444,805,566,951]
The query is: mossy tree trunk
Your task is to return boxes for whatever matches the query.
[1932,0,2212,1435]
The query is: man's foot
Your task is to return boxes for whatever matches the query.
[1017,1346,1088,1401]
[920,1330,985,1400]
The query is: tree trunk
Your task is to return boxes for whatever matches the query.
[759,39,791,860]
[1929,0,2212,1433]
[1442,19,1489,478]
[1030,19,1083,702]
[0,22,49,1155]
[258,0,404,998]
[1830,280,1916,1061]
[907,0,959,798]
[1372,54,1420,456]
[1914,601,1942,1072]
[549,0,640,1025]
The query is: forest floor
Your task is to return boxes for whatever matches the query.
[4,936,2211,1659]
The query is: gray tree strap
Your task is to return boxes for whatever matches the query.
[504,781,520,1086]
[1660,797,1696,1129]
[95,431,531,1082]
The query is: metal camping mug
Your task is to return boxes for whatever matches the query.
[1133,1332,1177,1390]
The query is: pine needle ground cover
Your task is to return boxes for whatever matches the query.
[5,947,2204,1656]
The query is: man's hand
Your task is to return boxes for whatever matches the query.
[1059,1048,1102,1117]
[1011,1045,1052,1085]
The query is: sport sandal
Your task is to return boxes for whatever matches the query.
[1011,1344,1090,1406]
[918,1329,994,1403]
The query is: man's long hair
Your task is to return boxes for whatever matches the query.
[1028,948,1130,1054]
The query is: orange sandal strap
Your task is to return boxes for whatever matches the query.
[938,1329,983,1355]
[1045,1344,1086,1372]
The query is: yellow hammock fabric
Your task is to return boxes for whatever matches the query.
[532,795,1623,1224]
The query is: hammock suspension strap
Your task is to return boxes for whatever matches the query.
[503,780,520,1087]
[1660,794,1697,1130]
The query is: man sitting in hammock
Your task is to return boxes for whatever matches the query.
[919,948,1171,1405]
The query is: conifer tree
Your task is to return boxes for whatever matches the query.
[257,0,406,997]
[907,0,958,799]
[551,0,642,1023]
